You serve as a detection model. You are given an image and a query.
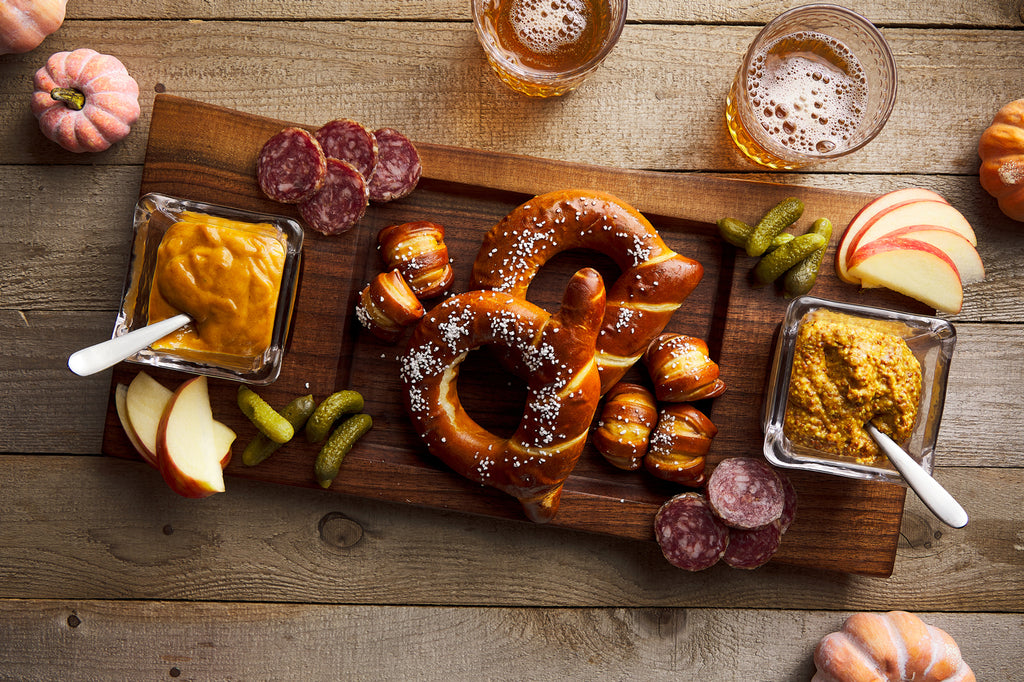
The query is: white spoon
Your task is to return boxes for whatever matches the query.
[67,313,191,377]
[865,422,968,529]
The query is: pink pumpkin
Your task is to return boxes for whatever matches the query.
[31,48,141,153]
[0,0,67,55]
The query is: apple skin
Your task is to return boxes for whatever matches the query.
[114,383,155,466]
[156,375,226,498]
[860,226,985,286]
[848,237,964,313]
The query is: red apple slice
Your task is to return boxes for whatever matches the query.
[856,227,984,286]
[836,188,950,283]
[213,420,236,469]
[114,383,154,465]
[848,238,964,313]
[156,375,225,498]
[124,371,174,465]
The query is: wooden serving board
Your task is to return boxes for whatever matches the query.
[102,94,922,577]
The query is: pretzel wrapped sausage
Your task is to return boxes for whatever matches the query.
[399,268,606,523]
[377,221,454,298]
[644,333,726,402]
[645,403,717,486]
[355,269,424,342]
[470,189,703,394]
[592,382,658,471]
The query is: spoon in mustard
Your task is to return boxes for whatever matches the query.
[67,313,191,377]
[865,423,968,529]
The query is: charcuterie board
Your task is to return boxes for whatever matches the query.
[102,94,926,577]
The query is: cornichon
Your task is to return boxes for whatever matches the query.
[241,394,316,466]
[315,413,373,489]
[718,218,796,251]
[766,232,795,252]
[753,232,827,284]
[305,390,365,443]
[237,385,295,444]
[784,218,834,296]
[746,197,805,257]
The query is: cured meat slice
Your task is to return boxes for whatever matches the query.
[706,457,784,530]
[778,470,797,534]
[723,521,782,569]
[314,119,379,179]
[257,127,327,204]
[368,127,422,203]
[298,158,369,235]
[654,492,729,571]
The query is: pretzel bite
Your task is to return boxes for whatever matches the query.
[377,221,454,298]
[592,382,658,471]
[471,189,703,394]
[355,269,424,342]
[644,333,726,402]
[400,268,606,523]
[645,403,717,486]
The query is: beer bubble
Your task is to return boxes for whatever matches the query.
[509,0,590,55]
[815,140,837,153]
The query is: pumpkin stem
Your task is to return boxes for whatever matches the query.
[50,87,86,111]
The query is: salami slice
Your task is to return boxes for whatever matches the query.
[723,521,782,570]
[298,158,369,235]
[706,457,784,530]
[314,119,379,180]
[368,127,422,203]
[257,127,327,204]
[654,492,729,571]
[778,470,797,534]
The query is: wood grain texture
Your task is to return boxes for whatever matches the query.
[0,599,1019,681]
[0,455,1020,610]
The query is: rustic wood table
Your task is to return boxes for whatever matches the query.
[2,1,1022,679]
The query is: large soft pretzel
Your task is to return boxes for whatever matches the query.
[471,189,703,393]
[399,268,606,523]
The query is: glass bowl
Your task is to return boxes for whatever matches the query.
[763,295,956,484]
[112,192,304,385]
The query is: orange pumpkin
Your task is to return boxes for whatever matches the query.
[31,48,141,153]
[978,98,1024,221]
[0,0,67,55]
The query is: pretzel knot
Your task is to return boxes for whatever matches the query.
[400,268,606,523]
[471,189,704,394]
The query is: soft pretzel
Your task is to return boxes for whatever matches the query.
[645,403,717,486]
[355,269,424,342]
[399,268,606,523]
[378,221,454,299]
[470,189,703,394]
[644,333,726,402]
[592,382,658,471]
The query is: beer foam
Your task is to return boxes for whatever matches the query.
[510,0,591,54]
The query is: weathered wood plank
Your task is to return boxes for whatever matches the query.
[0,600,1017,680]
[1,23,1021,175]
[0,455,1019,610]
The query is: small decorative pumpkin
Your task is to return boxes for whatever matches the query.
[0,0,67,55]
[31,48,140,153]
[978,98,1024,221]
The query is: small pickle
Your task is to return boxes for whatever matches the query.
[754,233,827,284]
[241,394,316,466]
[305,390,365,443]
[718,218,794,251]
[766,232,795,252]
[315,413,373,488]
[784,218,834,296]
[237,385,295,444]
[746,197,805,257]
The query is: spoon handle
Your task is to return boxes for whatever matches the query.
[67,314,191,377]
[866,423,969,529]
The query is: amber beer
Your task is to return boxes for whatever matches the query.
[473,0,626,97]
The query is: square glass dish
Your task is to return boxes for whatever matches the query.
[763,295,957,484]
[112,192,304,385]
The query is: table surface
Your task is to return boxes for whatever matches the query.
[1,2,1022,679]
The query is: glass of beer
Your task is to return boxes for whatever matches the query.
[725,4,897,169]
[472,0,628,97]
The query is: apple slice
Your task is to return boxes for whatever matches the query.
[124,371,174,466]
[848,238,964,313]
[857,227,985,286]
[213,420,236,469]
[156,375,225,498]
[836,188,950,284]
[114,383,152,465]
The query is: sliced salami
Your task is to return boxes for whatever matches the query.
[706,457,784,530]
[368,127,422,203]
[314,119,379,180]
[257,127,327,204]
[723,521,782,570]
[778,470,798,534]
[298,158,369,235]
[654,492,729,571]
